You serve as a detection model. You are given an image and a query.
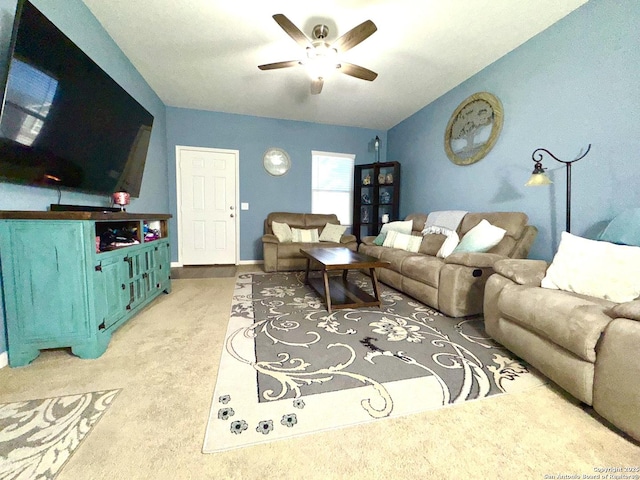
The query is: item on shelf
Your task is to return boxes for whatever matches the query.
[385,173,394,184]
[361,192,371,204]
[378,174,386,184]
[380,191,391,204]
[99,227,139,251]
[381,213,390,224]
[143,222,161,242]
[362,174,371,185]
[361,207,370,223]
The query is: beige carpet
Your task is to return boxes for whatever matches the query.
[0,266,638,480]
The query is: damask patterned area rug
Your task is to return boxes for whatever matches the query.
[203,272,544,453]
[0,390,120,479]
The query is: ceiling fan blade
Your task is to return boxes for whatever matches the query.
[273,14,312,49]
[258,60,300,70]
[310,78,324,95]
[331,20,377,53]
[339,63,378,81]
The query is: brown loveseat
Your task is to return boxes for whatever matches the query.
[484,258,640,442]
[359,212,537,317]
[262,212,357,272]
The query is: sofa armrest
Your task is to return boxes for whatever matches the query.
[261,234,279,244]
[594,316,640,441]
[492,258,548,286]
[444,252,505,269]
[606,300,640,322]
[340,234,357,244]
[360,236,377,246]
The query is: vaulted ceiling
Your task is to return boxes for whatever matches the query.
[81,0,588,130]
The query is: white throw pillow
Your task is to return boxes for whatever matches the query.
[319,223,347,243]
[453,219,506,254]
[291,227,320,243]
[271,221,292,242]
[541,232,640,303]
[380,220,413,236]
[382,230,421,252]
[436,231,461,258]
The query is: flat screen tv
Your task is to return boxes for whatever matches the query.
[0,0,154,197]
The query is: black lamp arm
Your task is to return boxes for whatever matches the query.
[532,143,591,166]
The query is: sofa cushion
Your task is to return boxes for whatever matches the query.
[498,284,614,362]
[541,232,640,303]
[459,212,527,238]
[405,213,428,234]
[453,219,506,253]
[380,220,413,235]
[377,248,417,274]
[419,233,446,256]
[459,212,527,257]
[401,255,444,288]
[291,227,319,243]
[383,231,422,252]
[319,223,347,242]
[271,221,292,242]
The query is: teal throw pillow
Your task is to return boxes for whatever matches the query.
[373,232,387,246]
[453,219,506,254]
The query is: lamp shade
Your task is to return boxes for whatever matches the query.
[525,161,553,186]
[525,172,553,186]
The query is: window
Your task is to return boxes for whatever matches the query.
[311,151,355,227]
[1,58,58,146]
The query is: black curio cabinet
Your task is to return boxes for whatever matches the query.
[352,161,400,243]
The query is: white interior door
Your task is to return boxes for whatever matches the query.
[177,146,238,265]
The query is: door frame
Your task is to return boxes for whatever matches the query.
[175,145,240,266]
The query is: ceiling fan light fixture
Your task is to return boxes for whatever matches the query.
[303,44,338,80]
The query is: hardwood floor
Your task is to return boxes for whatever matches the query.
[170,265,238,279]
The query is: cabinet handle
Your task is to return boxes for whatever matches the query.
[98,320,106,330]
[95,264,102,272]
[156,283,160,288]
[126,304,131,310]
[121,284,126,290]
[123,256,131,263]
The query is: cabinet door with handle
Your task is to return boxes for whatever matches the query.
[94,254,129,330]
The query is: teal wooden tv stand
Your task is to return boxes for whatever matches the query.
[0,210,172,367]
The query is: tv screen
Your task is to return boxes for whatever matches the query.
[0,0,154,197]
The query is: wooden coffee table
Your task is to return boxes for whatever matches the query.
[300,247,390,313]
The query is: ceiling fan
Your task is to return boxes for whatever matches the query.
[258,14,378,94]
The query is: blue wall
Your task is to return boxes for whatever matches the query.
[166,107,386,262]
[0,0,168,356]
[388,0,640,261]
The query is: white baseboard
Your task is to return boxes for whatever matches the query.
[0,351,8,369]
[170,261,183,268]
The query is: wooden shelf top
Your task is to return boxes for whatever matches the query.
[0,210,172,221]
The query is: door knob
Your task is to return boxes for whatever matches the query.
[230,206,234,210]
[230,213,235,218]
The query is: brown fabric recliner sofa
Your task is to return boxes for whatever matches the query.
[359,212,537,317]
[484,258,640,442]
[262,212,357,272]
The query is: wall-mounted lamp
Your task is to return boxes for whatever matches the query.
[374,135,380,163]
[525,144,591,233]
